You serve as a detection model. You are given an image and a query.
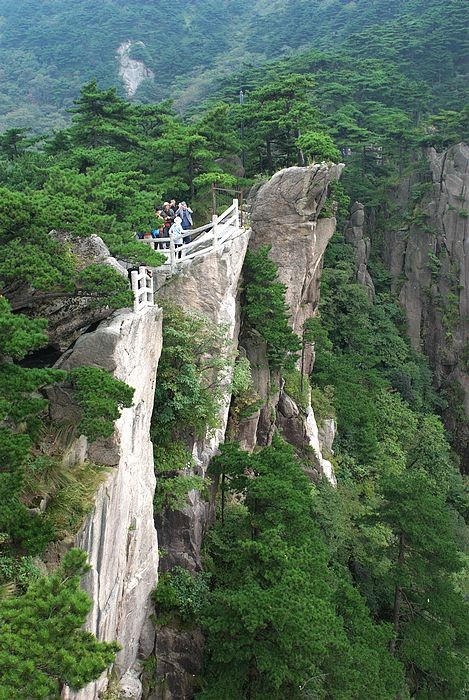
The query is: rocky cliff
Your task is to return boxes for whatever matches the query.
[139,164,343,698]
[383,142,469,471]
[236,164,341,483]
[50,305,163,700]
[145,227,250,699]
[43,164,341,700]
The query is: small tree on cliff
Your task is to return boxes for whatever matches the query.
[0,549,119,699]
[296,130,341,163]
[242,246,301,371]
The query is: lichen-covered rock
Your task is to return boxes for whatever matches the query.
[383,142,469,471]
[51,306,162,699]
[147,626,204,700]
[344,202,375,300]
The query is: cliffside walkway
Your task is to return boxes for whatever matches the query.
[141,199,241,270]
[132,199,244,311]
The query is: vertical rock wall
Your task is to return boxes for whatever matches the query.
[52,306,163,699]
[382,143,469,471]
[236,164,341,482]
[147,230,250,699]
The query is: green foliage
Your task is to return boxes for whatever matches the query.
[319,180,351,223]
[0,295,48,359]
[150,304,232,514]
[153,442,205,514]
[242,246,301,370]
[0,548,119,699]
[153,567,211,625]
[310,385,336,422]
[282,368,310,413]
[154,472,205,513]
[297,130,341,163]
[0,0,467,133]
[151,302,233,444]
[43,462,109,539]
[306,232,469,698]
[0,556,41,592]
[0,299,66,557]
[200,438,404,699]
[228,356,262,428]
[70,366,134,442]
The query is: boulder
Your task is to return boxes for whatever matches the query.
[6,232,129,352]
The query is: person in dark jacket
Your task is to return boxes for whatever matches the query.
[176,201,193,243]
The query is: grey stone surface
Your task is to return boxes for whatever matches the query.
[237,164,339,482]
[120,668,143,699]
[52,306,163,699]
[148,626,204,700]
[250,164,341,374]
[117,40,154,97]
[344,201,375,300]
[383,142,469,470]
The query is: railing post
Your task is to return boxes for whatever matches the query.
[212,214,218,249]
[130,270,139,313]
[211,182,217,217]
[169,235,176,272]
[143,266,153,305]
[233,198,239,227]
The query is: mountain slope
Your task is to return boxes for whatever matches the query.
[0,0,467,130]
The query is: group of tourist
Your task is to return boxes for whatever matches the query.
[137,199,194,252]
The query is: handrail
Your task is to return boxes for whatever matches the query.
[137,199,241,272]
[130,266,154,312]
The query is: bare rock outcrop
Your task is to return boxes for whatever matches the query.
[117,41,154,97]
[344,201,375,300]
[52,306,163,699]
[383,142,469,471]
[250,163,343,366]
[237,164,341,479]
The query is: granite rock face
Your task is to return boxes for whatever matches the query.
[236,164,340,480]
[383,142,469,471]
[117,40,154,97]
[148,229,250,698]
[344,201,375,300]
[52,306,162,699]
[250,164,343,371]
[147,626,204,700]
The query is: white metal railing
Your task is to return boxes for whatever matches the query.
[139,199,241,272]
[130,266,154,312]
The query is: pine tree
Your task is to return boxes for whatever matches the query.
[0,549,119,699]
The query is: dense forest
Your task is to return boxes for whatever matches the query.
[0,0,467,130]
[0,0,468,698]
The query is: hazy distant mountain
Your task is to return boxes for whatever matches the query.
[0,0,467,131]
